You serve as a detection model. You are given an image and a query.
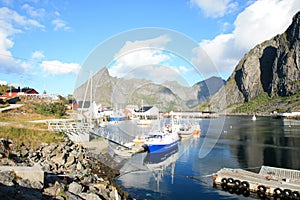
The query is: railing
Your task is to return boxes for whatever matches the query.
[48,121,91,132]
[48,121,134,147]
[93,127,134,147]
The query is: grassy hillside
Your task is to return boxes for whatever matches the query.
[0,102,68,150]
[230,92,300,114]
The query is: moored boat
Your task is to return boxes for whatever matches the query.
[144,129,179,153]
[178,121,200,139]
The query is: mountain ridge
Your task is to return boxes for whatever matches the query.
[73,67,225,111]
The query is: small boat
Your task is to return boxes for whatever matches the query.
[144,129,179,153]
[137,118,152,126]
[178,122,201,139]
[111,142,145,158]
[252,114,256,121]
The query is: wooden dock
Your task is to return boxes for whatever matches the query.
[213,166,300,199]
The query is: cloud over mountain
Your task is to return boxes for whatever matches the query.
[199,0,300,77]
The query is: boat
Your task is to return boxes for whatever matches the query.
[169,112,201,139]
[110,142,145,158]
[144,144,178,165]
[137,118,152,126]
[252,114,256,121]
[110,115,125,121]
[144,129,179,153]
[177,121,201,139]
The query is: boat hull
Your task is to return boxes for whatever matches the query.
[110,116,125,121]
[146,140,178,153]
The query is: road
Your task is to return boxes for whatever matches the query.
[0,104,24,113]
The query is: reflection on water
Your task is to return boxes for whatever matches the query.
[114,116,300,200]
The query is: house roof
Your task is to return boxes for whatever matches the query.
[6,87,38,93]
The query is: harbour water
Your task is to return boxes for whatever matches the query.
[109,116,300,199]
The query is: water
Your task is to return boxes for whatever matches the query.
[110,116,300,199]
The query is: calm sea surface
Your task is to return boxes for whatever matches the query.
[108,116,300,200]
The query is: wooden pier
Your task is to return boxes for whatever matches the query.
[213,166,300,199]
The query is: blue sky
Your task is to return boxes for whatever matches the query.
[0,0,299,95]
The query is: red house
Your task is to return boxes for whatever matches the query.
[6,87,39,98]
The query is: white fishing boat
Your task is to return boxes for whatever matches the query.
[169,111,201,138]
[178,121,201,139]
[144,129,179,153]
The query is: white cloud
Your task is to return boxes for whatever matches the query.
[41,60,81,75]
[124,65,189,86]
[191,0,238,18]
[21,4,45,18]
[31,51,45,59]
[109,35,171,77]
[197,0,300,77]
[52,18,71,31]
[0,7,45,74]
[0,80,8,85]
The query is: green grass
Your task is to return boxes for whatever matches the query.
[0,126,65,150]
[232,92,300,114]
[233,93,271,113]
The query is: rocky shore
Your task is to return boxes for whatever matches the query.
[0,137,129,200]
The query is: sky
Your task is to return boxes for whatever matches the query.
[0,0,299,96]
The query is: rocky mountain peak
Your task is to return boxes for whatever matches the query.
[286,11,300,44]
[207,11,300,112]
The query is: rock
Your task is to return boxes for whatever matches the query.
[65,155,75,168]
[0,158,16,166]
[17,178,32,188]
[77,152,84,161]
[94,183,108,190]
[65,191,84,200]
[76,161,84,171]
[81,175,93,184]
[55,196,66,200]
[0,171,15,186]
[21,149,29,157]
[51,152,66,166]
[31,180,43,190]
[68,181,83,195]
[86,193,103,200]
[109,188,120,200]
[0,138,128,200]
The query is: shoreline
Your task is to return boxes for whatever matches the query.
[0,137,130,200]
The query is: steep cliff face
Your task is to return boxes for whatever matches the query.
[209,11,300,111]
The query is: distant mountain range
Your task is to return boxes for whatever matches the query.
[205,11,300,112]
[73,67,225,112]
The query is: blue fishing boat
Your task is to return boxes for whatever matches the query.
[144,129,179,153]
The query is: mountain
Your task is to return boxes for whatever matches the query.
[206,11,300,112]
[194,76,226,103]
[73,67,225,112]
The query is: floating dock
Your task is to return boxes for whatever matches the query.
[213,166,300,199]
